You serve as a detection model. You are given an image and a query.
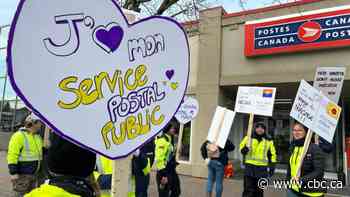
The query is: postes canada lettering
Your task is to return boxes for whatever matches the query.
[57,64,166,149]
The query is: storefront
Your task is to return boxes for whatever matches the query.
[176,0,350,185]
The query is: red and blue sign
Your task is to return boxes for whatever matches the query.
[245,6,350,57]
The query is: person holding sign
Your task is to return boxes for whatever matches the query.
[286,122,326,197]
[7,113,43,196]
[155,123,181,197]
[240,122,277,197]
[200,139,235,197]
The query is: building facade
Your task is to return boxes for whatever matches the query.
[177,0,350,185]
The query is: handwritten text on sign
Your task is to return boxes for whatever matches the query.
[290,80,341,143]
[7,0,190,159]
[235,86,276,116]
[313,67,346,103]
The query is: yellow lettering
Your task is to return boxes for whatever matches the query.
[138,111,150,135]
[57,76,82,109]
[112,121,126,145]
[126,116,140,140]
[124,68,138,90]
[94,70,121,99]
[135,64,148,87]
[151,105,164,125]
[101,121,114,150]
[79,79,99,105]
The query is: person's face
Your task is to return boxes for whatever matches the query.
[292,124,306,140]
[255,125,265,135]
[31,120,43,133]
[168,127,177,136]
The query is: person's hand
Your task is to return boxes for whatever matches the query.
[10,174,19,181]
[291,176,300,184]
[161,177,168,185]
[241,146,249,155]
[205,158,210,165]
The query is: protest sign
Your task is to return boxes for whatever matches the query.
[290,80,341,143]
[235,86,276,117]
[175,96,199,124]
[207,106,236,148]
[314,67,346,103]
[7,0,190,159]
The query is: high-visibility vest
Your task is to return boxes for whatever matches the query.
[94,156,113,197]
[155,134,173,170]
[7,130,43,165]
[290,146,324,197]
[24,184,80,197]
[239,136,277,166]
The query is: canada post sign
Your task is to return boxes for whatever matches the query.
[245,6,350,57]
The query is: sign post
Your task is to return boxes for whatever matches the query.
[174,96,199,161]
[290,80,342,177]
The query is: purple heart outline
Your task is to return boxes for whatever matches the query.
[93,23,124,53]
[165,69,175,80]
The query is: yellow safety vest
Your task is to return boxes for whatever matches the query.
[155,134,173,170]
[239,136,277,166]
[24,184,80,197]
[289,146,324,197]
[7,130,42,165]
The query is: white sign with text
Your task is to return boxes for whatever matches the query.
[313,67,346,103]
[290,80,341,143]
[235,86,276,116]
[175,96,199,124]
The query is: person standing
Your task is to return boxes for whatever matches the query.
[200,139,235,197]
[7,113,43,196]
[240,122,277,197]
[94,155,113,197]
[155,123,181,197]
[132,148,152,197]
[286,122,326,197]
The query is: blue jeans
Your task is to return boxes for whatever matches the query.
[207,160,225,197]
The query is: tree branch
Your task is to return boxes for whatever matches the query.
[156,0,180,15]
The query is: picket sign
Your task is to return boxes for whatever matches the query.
[291,80,342,179]
[207,106,236,148]
[175,97,199,161]
[234,86,276,148]
[313,67,346,144]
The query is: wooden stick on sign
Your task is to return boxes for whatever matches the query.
[295,129,313,178]
[111,155,132,197]
[176,124,185,161]
[246,113,255,148]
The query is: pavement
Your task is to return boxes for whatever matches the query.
[1,151,349,197]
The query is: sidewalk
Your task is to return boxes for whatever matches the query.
[1,151,349,197]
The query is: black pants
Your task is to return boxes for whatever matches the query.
[156,170,181,197]
[135,174,150,197]
[242,175,264,197]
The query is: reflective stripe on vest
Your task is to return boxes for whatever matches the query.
[290,146,324,197]
[245,139,269,166]
[18,131,41,162]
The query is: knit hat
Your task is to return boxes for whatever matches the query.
[254,122,267,131]
[48,132,96,178]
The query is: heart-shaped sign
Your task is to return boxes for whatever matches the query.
[175,96,199,124]
[7,0,190,159]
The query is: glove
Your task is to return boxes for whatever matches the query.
[205,158,210,165]
[241,146,249,155]
[268,167,275,177]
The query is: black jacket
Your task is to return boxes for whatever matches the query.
[200,140,235,166]
[287,140,326,193]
